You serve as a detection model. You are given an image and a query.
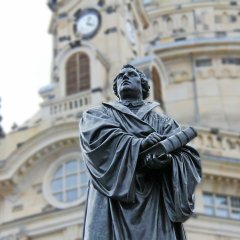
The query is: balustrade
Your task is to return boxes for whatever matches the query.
[192,128,240,154]
[42,93,91,120]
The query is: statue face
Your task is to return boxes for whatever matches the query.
[116,67,143,100]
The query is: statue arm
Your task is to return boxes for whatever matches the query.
[160,117,202,222]
[80,106,142,203]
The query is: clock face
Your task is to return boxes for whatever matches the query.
[126,20,136,45]
[74,9,101,39]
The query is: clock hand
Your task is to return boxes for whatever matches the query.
[87,22,94,26]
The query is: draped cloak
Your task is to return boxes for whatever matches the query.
[79,101,201,240]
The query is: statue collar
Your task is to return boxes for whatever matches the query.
[103,101,160,120]
[118,99,144,107]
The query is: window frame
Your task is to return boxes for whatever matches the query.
[43,152,88,209]
[195,58,212,67]
[65,52,90,96]
[203,192,240,220]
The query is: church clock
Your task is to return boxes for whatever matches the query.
[74,8,101,39]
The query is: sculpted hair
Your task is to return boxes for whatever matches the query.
[113,64,150,100]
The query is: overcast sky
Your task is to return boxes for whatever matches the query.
[0,1,52,133]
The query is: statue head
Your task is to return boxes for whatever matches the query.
[113,64,150,100]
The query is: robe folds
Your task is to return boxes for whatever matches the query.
[79,101,201,240]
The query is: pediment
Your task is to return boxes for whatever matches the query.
[0,122,80,183]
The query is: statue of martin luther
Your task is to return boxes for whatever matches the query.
[79,64,201,240]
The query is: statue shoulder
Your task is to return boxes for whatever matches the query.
[151,104,163,115]
[83,105,107,116]
[149,106,171,123]
[150,108,181,133]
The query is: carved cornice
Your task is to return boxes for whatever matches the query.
[0,205,85,238]
[202,172,240,183]
[0,137,79,196]
[192,126,240,159]
[0,123,80,185]
[189,126,240,181]
[153,38,240,58]
[145,0,236,17]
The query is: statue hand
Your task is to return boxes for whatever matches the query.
[141,132,163,150]
[144,153,172,169]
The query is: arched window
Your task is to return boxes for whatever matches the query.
[50,159,88,203]
[43,153,89,209]
[65,52,90,95]
[152,67,164,110]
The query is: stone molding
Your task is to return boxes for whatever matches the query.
[0,123,79,183]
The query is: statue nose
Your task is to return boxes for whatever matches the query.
[123,73,129,79]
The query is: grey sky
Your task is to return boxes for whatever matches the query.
[0,1,52,132]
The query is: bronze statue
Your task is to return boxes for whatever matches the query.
[79,64,201,240]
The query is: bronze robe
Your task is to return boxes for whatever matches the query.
[79,101,201,240]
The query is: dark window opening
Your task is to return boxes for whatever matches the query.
[195,59,212,67]
[215,31,226,38]
[222,57,240,65]
[230,15,237,23]
[203,192,240,220]
[65,52,90,96]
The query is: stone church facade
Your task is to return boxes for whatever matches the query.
[0,0,240,239]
